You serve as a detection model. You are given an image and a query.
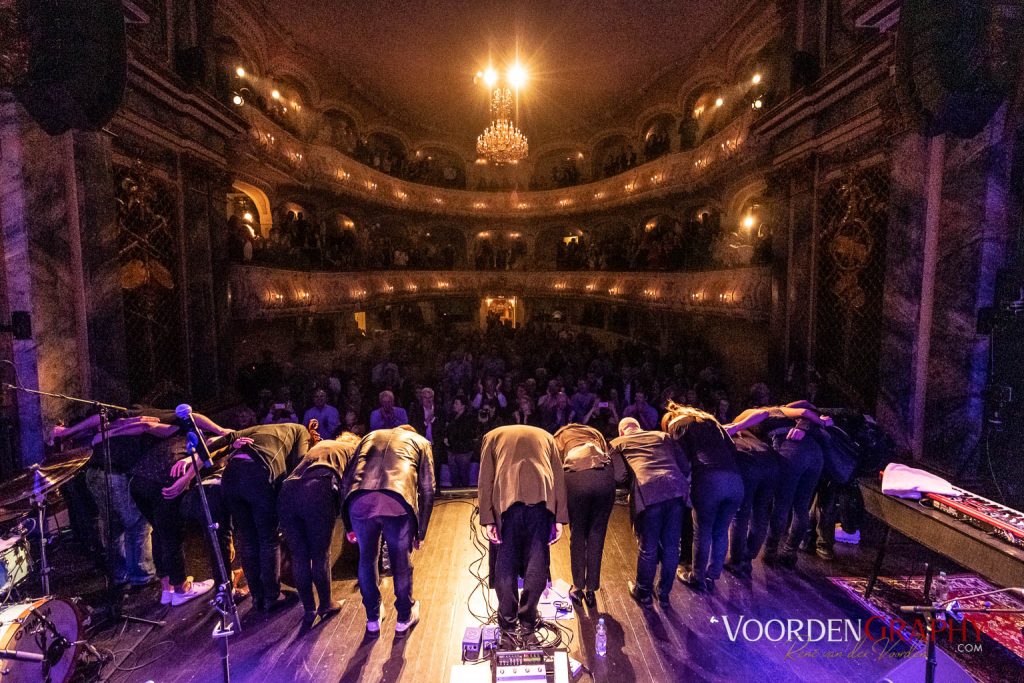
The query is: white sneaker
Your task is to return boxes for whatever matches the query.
[835,526,861,545]
[160,589,173,605]
[170,579,215,606]
[367,604,385,634]
[395,601,420,635]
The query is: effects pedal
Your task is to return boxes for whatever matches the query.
[462,626,482,661]
[492,649,569,683]
[481,625,500,654]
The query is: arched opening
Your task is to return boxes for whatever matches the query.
[318,109,359,154]
[634,213,684,271]
[640,113,677,162]
[576,221,633,270]
[683,85,728,146]
[592,134,636,178]
[262,76,314,139]
[530,148,585,190]
[231,180,273,236]
[357,132,409,176]
[720,195,770,267]
[407,147,467,189]
[321,211,359,269]
[473,230,528,271]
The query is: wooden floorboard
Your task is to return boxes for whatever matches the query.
[76,500,941,683]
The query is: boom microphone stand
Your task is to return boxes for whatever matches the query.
[899,586,1024,683]
[175,404,240,683]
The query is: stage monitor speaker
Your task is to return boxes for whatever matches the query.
[13,0,127,135]
[876,646,975,683]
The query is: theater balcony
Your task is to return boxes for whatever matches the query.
[229,265,771,322]
[230,104,755,219]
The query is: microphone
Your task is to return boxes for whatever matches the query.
[175,403,193,422]
[177,404,213,468]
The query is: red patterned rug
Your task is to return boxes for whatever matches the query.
[830,574,1024,683]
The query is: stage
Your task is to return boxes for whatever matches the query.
[64,500,955,683]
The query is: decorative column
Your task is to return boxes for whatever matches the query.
[0,103,127,465]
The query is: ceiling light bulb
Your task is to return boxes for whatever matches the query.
[483,68,498,87]
[742,215,756,229]
[232,94,244,106]
[752,98,763,109]
[751,73,762,85]
[271,89,281,100]
[715,97,724,107]
[243,212,254,222]
[235,66,246,78]
[508,63,527,88]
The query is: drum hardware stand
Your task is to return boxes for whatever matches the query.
[28,490,51,595]
[0,382,162,629]
[177,404,241,683]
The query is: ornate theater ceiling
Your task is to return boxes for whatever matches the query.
[253,0,744,151]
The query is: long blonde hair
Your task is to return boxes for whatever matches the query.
[661,400,718,432]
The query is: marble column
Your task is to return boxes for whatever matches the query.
[878,108,1015,474]
[0,104,86,464]
[0,103,127,466]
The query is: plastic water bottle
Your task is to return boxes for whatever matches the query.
[595,617,607,657]
[933,571,949,603]
[932,571,949,627]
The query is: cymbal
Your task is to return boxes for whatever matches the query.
[0,449,91,508]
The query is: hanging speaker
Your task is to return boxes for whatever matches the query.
[895,0,1007,139]
[12,0,127,135]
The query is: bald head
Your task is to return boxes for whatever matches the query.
[618,417,642,436]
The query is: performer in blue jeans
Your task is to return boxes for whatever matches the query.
[341,426,434,636]
[663,404,743,594]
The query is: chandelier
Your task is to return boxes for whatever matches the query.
[476,87,528,164]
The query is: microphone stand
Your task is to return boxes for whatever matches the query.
[0,381,162,629]
[178,407,240,683]
[899,586,1024,683]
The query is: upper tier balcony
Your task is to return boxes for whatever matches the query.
[231,106,754,219]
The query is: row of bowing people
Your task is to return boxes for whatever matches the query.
[51,397,836,638]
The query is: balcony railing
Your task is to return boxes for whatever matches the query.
[230,266,771,322]
[232,106,754,219]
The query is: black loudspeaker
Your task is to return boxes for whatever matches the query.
[10,312,31,340]
[13,0,127,135]
[895,0,1006,139]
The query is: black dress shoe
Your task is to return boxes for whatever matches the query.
[318,600,343,618]
[261,592,297,612]
[301,609,317,627]
[583,590,597,608]
[778,551,798,569]
[627,581,653,606]
[677,569,706,593]
[568,587,584,603]
[657,591,671,606]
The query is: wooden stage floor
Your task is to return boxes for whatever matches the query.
[87,499,917,683]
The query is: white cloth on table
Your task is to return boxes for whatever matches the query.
[881,462,958,500]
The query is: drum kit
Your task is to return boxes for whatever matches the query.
[0,448,102,683]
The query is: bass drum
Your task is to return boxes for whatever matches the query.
[0,598,80,683]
